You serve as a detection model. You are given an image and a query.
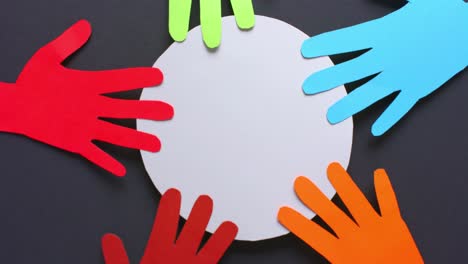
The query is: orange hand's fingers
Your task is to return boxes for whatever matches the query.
[143,189,181,260]
[80,143,126,177]
[98,99,174,121]
[197,221,238,263]
[78,67,164,94]
[374,169,401,218]
[101,234,130,264]
[278,207,339,262]
[37,20,92,63]
[93,120,161,152]
[327,163,379,226]
[294,176,357,236]
[176,195,213,254]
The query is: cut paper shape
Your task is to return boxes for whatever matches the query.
[302,0,468,136]
[101,189,238,264]
[278,163,423,264]
[169,0,255,48]
[138,16,353,241]
[0,20,174,176]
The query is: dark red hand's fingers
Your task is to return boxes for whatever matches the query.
[101,234,130,264]
[80,143,126,177]
[176,195,213,254]
[37,20,92,63]
[98,98,174,121]
[197,221,238,263]
[79,67,163,94]
[93,120,161,152]
[142,189,182,261]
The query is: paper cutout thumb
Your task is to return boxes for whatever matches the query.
[278,163,423,264]
[0,20,173,176]
[101,189,238,264]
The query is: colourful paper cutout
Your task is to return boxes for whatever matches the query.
[278,163,423,264]
[139,16,353,241]
[0,20,174,176]
[169,0,192,42]
[101,189,238,264]
[200,0,222,48]
[302,0,468,136]
[168,0,255,48]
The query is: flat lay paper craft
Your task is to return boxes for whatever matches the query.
[169,0,255,48]
[302,0,467,136]
[139,16,353,241]
[0,20,174,176]
[101,189,238,264]
[278,163,423,264]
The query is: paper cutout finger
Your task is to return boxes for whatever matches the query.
[102,234,130,264]
[169,0,255,48]
[278,163,424,264]
[101,189,238,263]
[302,0,467,136]
[0,20,174,176]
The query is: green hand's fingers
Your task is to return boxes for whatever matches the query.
[231,0,255,29]
[173,0,253,47]
[169,0,192,42]
[200,0,222,48]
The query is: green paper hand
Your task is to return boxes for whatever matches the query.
[169,0,255,48]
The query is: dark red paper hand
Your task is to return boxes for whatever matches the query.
[102,189,238,264]
[0,20,173,176]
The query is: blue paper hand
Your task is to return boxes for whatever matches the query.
[302,0,467,136]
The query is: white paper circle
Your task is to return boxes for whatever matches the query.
[138,16,353,241]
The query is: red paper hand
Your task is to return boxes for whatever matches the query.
[102,189,238,264]
[0,20,173,176]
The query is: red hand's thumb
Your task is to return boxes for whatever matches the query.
[101,234,130,264]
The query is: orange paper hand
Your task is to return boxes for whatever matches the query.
[278,163,423,264]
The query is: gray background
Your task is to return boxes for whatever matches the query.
[0,0,466,263]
